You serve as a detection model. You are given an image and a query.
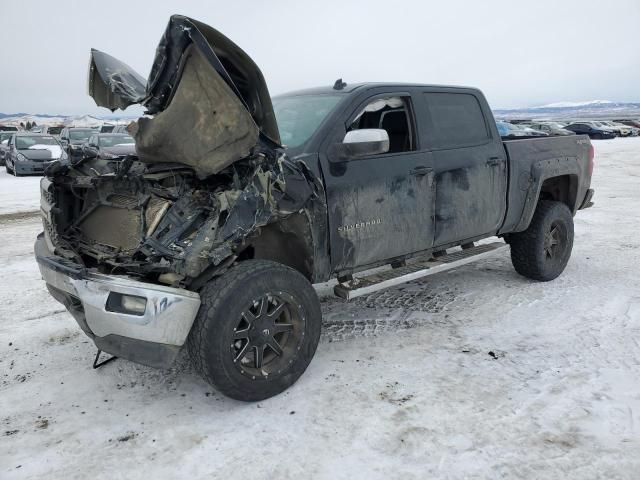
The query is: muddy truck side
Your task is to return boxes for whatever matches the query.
[34,15,594,401]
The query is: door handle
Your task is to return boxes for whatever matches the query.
[410,166,433,176]
[486,157,503,167]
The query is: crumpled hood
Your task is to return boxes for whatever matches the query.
[88,15,280,178]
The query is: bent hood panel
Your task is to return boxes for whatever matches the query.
[89,50,147,111]
[88,15,280,178]
[134,45,259,176]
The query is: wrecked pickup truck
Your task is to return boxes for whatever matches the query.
[34,15,595,401]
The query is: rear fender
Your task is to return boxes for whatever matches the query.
[513,158,580,232]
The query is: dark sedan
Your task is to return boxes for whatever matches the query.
[82,133,136,161]
[5,133,67,176]
[564,123,616,140]
[59,127,95,160]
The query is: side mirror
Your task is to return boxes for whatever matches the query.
[331,129,390,161]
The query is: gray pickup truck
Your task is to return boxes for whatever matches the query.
[35,15,594,401]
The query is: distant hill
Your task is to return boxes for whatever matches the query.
[0,112,138,127]
[494,101,640,120]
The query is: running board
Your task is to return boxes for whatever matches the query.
[334,242,509,300]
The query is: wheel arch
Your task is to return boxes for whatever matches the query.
[512,156,582,233]
[538,174,580,213]
[237,213,315,281]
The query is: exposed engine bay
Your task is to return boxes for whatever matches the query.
[43,151,319,287]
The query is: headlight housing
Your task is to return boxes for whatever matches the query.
[16,153,28,162]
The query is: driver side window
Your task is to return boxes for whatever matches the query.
[348,96,415,153]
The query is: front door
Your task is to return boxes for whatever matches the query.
[321,93,436,272]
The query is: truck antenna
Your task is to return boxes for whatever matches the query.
[333,78,347,90]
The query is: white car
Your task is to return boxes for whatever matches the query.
[597,121,632,137]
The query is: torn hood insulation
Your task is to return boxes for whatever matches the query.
[88,15,281,178]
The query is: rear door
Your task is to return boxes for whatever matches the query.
[418,89,507,246]
[321,90,436,271]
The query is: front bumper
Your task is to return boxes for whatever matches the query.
[34,234,201,368]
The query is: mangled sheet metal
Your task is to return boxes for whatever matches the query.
[88,50,146,111]
[44,15,320,286]
[88,15,280,178]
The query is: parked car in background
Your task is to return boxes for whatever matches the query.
[0,131,15,166]
[596,121,633,137]
[30,125,65,136]
[0,125,18,132]
[59,127,94,160]
[81,133,136,161]
[615,119,640,130]
[564,122,616,139]
[112,124,130,134]
[599,121,638,136]
[526,122,576,136]
[496,121,548,139]
[4,133,67,176]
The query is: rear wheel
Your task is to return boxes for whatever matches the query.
[187,260,322,401]
[509,200,574,281]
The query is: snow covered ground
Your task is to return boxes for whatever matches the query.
[0,169,41,216]
[1,138,639,479]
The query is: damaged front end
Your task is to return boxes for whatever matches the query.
[42,15,319,288]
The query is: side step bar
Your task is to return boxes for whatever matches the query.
[334,242,509,300]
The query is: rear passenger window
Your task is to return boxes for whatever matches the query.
[423,93,490,149]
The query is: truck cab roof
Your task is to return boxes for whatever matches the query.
[274,82,480,98]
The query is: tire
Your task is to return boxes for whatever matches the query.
[509,200,574,281]
[187,260,322,401]
[592,133,602,140]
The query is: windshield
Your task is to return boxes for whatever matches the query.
[69,130,93,141]
[99,135,134,147]
[16,136,59,149]
[272,94,342,148]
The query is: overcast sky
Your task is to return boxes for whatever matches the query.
[1,0,638,115]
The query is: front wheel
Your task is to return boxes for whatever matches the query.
[187,260,322,401]
[509,200,574,281]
